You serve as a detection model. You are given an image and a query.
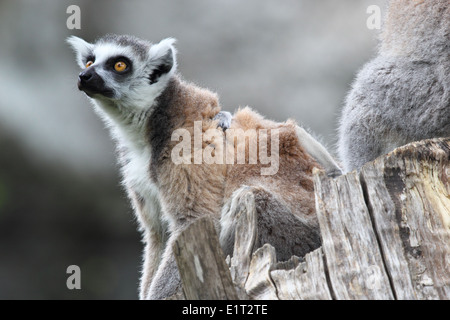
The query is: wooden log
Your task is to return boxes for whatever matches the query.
[360,138,450,300]
[270,256,303,300]
[270,248,333,300]
[172,138,449,300]
[228,188,258,288]
[244,244,278,300]
[314,169,395,300]
[173,217,238,300]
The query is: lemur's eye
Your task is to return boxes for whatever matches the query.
[85,61,94,68]
[114,61,127,72]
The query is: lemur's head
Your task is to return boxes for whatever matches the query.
[67,34,177,110]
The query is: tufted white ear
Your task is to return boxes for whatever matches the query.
[66,36,94,69]
[147,38,177,83]
[149,38,177,64]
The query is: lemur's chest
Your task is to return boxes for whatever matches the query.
[116,101,176,209]
[123,146,154,194]
[116,124,162,221]
[120,144,171,242]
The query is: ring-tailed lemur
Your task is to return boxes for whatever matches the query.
[68,34,342,299]
[338,0,450,172]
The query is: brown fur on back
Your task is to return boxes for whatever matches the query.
[150,78,322,231]
[225,107,320,225]
[149,76,227,230]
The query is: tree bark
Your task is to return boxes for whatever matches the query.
[173,217,238,300]
[173,138,450,300]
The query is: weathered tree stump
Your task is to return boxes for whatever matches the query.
[359,138,450,299]
[173,138,450,300]
[173,217,238,300]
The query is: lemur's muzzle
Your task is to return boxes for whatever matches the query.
[78,68,114,98]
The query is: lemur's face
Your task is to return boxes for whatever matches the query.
[67,35,177,109]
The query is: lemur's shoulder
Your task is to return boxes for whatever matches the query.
[147,76,223,184]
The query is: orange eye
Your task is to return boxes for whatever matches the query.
[85,61,94,68]
[114,61,127,72]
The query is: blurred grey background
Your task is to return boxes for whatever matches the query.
[0,0,386,299]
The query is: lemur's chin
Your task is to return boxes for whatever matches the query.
[78,83,115,99]
[85,91,115,99]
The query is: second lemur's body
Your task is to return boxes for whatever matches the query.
[339,0,450,172]
[68,34,341,300]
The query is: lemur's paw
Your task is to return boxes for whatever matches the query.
[214,111,232,131]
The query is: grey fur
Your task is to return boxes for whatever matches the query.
[220,186,321,262]
[146,231,183,300]
[98,34,151,60]
[147,78,178,183]
[338,0,450,172]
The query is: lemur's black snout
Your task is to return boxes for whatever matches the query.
[79,69,93,83]
[78,68,101,91]
[77,68,114,98]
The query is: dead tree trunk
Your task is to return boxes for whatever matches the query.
[172,217,239,300]
[173,138,450,300]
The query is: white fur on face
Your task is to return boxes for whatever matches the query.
[94,41,176,112]
[68,36,178,113]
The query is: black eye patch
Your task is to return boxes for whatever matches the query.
[85,55,95,64]
[105,56,133,75]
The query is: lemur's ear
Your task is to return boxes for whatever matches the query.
[66,36,94,69]
[148,38,177,84]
